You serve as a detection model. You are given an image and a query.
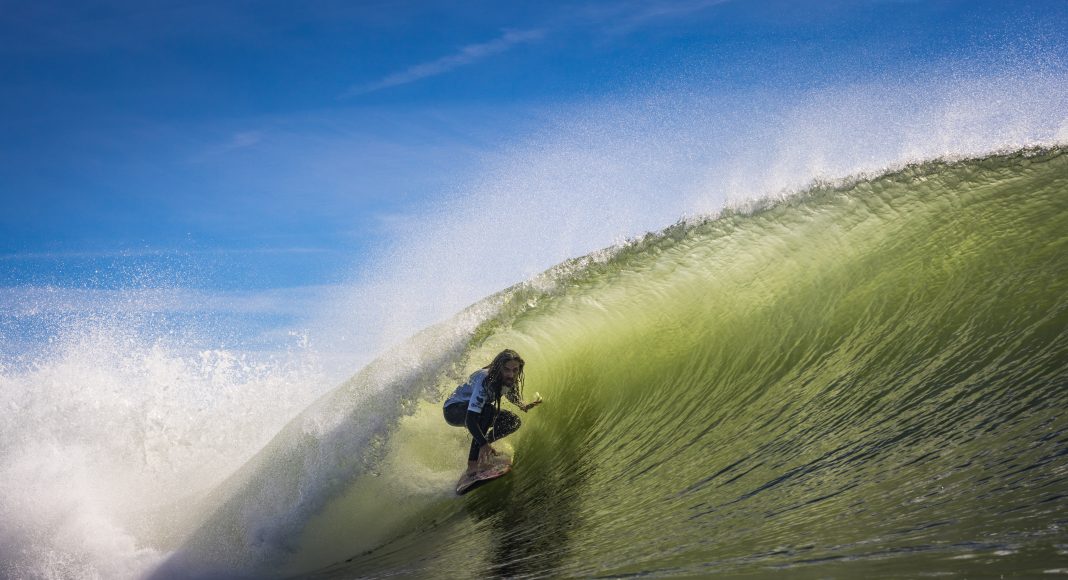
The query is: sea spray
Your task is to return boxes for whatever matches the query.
[310,70,1068,369]
[0,319,325,579]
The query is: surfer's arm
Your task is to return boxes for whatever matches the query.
[506,387,542,412]
[505,387,524,408]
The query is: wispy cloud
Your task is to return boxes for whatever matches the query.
[578,0,733,36]
[345,28,545,97]
[341,3,733,97]
[222,130,265,151]
[189,130,267,162]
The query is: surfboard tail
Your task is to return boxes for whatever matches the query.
[456,463,512,495]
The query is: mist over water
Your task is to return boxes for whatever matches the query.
[316,69,1068,366]
[2,64,1067,578]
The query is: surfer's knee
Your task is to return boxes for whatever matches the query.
[502,411,521,434]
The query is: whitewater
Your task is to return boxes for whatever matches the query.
[2,71,1068,579]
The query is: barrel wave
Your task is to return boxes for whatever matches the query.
[152,147,1068,578]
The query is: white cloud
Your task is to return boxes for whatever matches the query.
[345,28,545,96]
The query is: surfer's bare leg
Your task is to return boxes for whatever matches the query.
[465,444,495,478]
[457,444,502,482]
[461,448,494,483]
[478,443,500,467]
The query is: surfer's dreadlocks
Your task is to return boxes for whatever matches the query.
[483,348,525,404]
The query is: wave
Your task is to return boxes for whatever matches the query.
[140,147,1068,578]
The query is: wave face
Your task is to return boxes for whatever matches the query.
[265,148,1068,578]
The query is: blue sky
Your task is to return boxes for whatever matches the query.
[2,0,1067,358]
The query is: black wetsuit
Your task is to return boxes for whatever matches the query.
[443,370,522,461]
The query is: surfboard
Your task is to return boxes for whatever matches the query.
[456,457,513,495]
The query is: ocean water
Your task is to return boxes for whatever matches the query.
[3,78,1068,579]
[161,148,1066,579]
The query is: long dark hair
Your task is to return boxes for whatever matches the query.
[483,348,525,403]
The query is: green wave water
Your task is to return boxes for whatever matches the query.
[159,148,1068,578]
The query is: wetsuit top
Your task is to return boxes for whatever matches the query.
[445,369,496,413]
[445,369,522,413]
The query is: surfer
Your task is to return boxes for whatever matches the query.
[443,349,542,485]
